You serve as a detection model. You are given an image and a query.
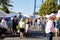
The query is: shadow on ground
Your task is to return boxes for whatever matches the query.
[0,30,60,39]
[26,31,46,38]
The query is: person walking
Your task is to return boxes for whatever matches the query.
[19,18,25,39]
[55,17,60,37]
[0,17,10,36]
[25,22,29,37]
[45,17,55,40]
[40,17,46,33]
[12,16,18,35]
[37,18,41,30]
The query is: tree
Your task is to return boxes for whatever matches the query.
[0,0,13,13]
[57,5,60,10]
[38,0,58,16]
[1,5,10,13]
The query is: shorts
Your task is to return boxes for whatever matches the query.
[12,26,17,32]
[20,28,25,33]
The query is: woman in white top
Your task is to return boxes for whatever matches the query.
[19,18,25,39]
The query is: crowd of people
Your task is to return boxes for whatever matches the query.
[0,15,60,40]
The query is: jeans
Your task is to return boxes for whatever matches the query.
[46,32,53,40]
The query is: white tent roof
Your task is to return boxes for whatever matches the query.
[22,14,30,18]
[0,10,7,17]
[6,12,20,17]
[56,14,60,17]
[49,13,54,17]
[45,15,49,17]
[56,10,60,17]
[35,15,41,18]
[58,10,60,14]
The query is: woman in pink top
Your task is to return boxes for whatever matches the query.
[45,17,55,40]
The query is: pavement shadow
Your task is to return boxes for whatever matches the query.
[26,31,46,38]
[2,31,46,38]
[0,35,5,40]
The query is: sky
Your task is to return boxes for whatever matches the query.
[10,0,43,15]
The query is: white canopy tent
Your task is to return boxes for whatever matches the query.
[6,12,20,17]
[35,15,41,18]
[56,10,60,17]
[45,15,49,17]
[22,14,30,18]
[0,10,7,17]
[49,13,54,17]
[58,10,60,14]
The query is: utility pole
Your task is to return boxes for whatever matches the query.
[58,0,60,5]
[59,0,60,5]
[34,0,36,16]
[42,0,43,4]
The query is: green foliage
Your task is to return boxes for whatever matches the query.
[38,0,58,16]
[0,0,13,7]
[0,0,13,13]
[57,5,60,10]
[1,5,10,13]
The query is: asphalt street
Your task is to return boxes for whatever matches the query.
[0,27,60,40]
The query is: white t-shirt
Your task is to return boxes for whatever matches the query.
[25,24,29,32]
[19,21,25,28]
[1,19,8,28]
[25,24,29,30]
[40,20,46,25]
[37,19,40,24]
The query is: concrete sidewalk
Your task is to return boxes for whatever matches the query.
[3,37,60,40]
